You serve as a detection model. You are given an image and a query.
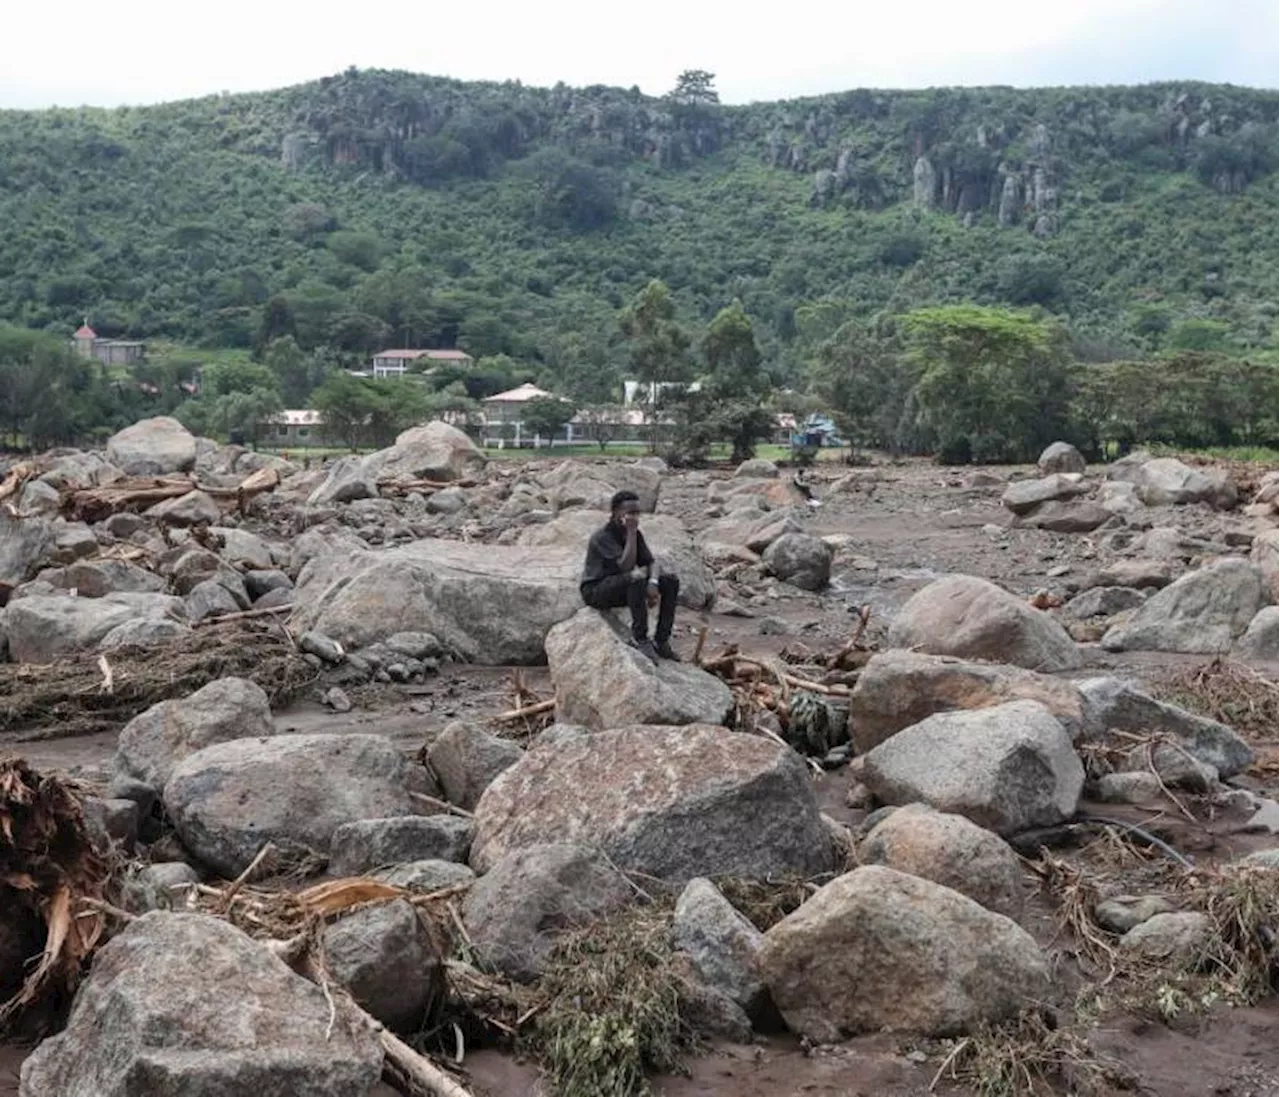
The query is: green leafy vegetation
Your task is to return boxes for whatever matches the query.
[0,69,1274,456]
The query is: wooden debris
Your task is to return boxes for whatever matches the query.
[493,698,556,723]
[63,466,281,523]
[192,604,292,628]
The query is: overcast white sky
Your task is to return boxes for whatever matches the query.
[2,0,1276,109]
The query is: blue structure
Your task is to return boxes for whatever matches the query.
[791,413,845,449]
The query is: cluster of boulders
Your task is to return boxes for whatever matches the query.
[2,423,851,679]
[1007,441,1244,524]
[29,558,1273,1092]
[6,421,1278,1094]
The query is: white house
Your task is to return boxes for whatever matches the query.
[370,348,474,378]
[622,379,701,406]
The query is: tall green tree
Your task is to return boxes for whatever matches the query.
[522,395,576,441]
[618,280,691,450]
[904,305,1073,463]
[810,320,914,454]
[694,300,774,462]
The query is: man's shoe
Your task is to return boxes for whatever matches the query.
[634,639,660,665]
[655,640,680,662]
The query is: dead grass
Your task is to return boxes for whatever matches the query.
[711,875,814,932]
[1146,658,1279,742]
[934,1009,1131,1097]
[0,624,318,739]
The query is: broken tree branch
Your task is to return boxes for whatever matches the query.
[493,698,555,723]
[192,604,292,628]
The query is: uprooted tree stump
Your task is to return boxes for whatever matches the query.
[0,759,110,1034]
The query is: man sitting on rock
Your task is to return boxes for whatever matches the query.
[580,490,680,663]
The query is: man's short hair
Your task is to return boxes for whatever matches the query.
[610,490,640,513]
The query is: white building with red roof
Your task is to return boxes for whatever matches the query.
[70,320,145,366]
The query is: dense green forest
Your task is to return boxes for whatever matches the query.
[0,68,1276,458]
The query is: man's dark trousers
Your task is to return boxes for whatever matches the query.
[582,573,680,644]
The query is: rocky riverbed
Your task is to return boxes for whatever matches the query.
[0,417,1276,1097]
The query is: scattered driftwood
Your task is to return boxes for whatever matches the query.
[192,604,292,628]
[378,1025,476,1097]
[377,477,478,497]
[826,606,872,670]
[63,466,280,523]
[493,698,556,723]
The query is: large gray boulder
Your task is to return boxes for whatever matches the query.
[100,617,193,652]
[887,574,1082,672]
[1233,606,1279,664]
[848,650,1086,753]
[471,725,837,882]
[462,842,634,981]
[364,420,487,484]
[146,489,221,527]
[1037,442,1086,476]
[535,459,661,513]
[545,608,733,730]
[307,456,377,506]
[1019,501,1113,534]
[518,510,715,610]
[757,866,1049,1040]
[1000,474,1088,515]
[701,509,801,555]
[38,450,126,492]
[289,524,367,573]
[858,804,1025,917]
[323,900,440,1033]
[164,734,431,878]
[114,677,275,790]
[1063,586,1146,620]
[0,512,57,586]
[762,533,833,591]
[290,538,582,662]
[2,591,185,664]
[1101,557,1264,654]
[1077,677,1253,778]
[672,878,769,1018]
[1251,526,1278,604]
[57,559,166,598]
[212,527,277,571]
[105,416,197,477]
[861,701,1084,834]
[427,722,524,810]
[1111,456,1236,509]
[18,912,383,1097]
[734,458,779,479]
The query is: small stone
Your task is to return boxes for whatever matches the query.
[1047,565,1071,578]
[299,631,345,664]
[375,860,476,893]
[1095,894,1177,933]
[324,687,353,713]
[1094,772,1164,804]
[1119,911,1212,963]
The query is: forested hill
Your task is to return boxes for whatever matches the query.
[0,69,1276,400]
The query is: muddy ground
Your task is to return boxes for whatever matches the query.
[1,456,1276,1097]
